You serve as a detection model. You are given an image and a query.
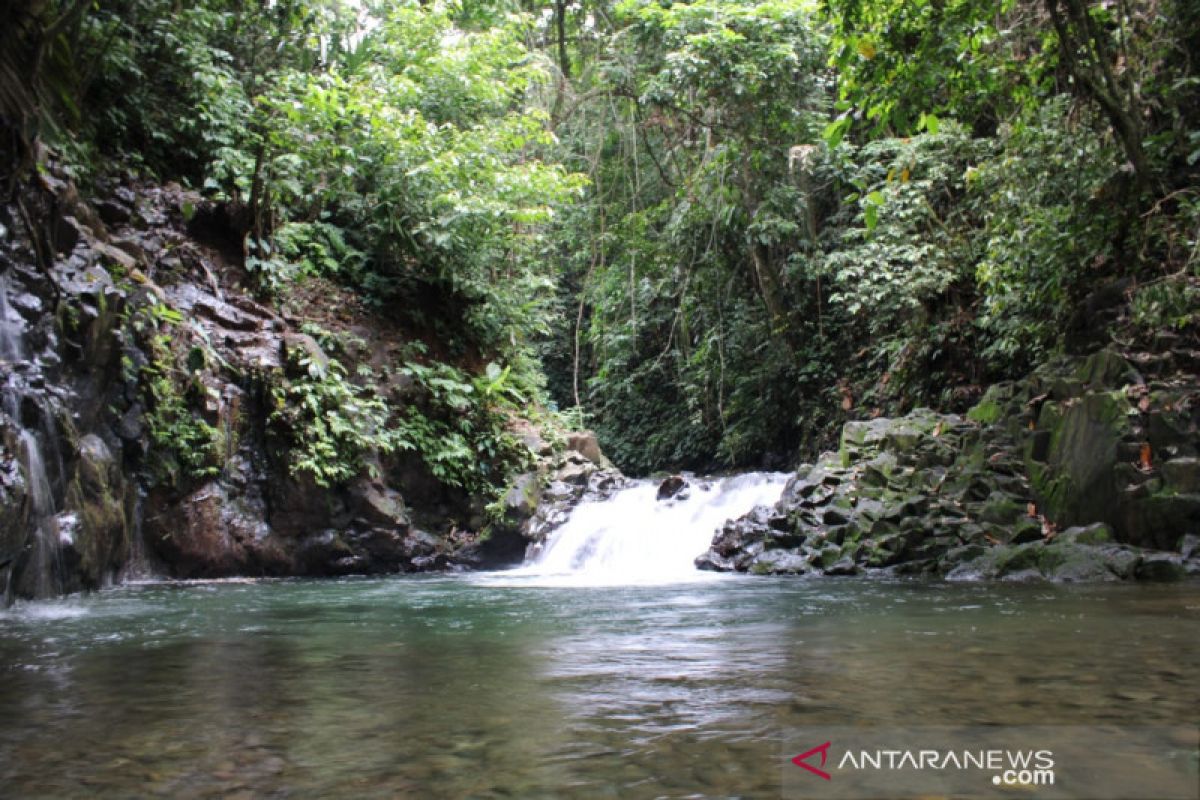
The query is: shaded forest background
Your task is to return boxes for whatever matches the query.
[3,0,1198,479]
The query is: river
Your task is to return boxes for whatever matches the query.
[1,575,1197,797]
[1,476,1198,798]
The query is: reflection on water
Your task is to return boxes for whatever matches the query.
[0,576,1197,798]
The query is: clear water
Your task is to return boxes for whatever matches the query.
[1,576,1197,798]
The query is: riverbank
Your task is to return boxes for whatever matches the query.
[697,346,1200,581]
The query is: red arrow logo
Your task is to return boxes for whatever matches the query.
[792,741,832,780]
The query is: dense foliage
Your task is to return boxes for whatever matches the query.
[545,0,1200,471]
[4,0,1198,481]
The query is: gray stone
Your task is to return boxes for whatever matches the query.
[1162,458,1200,493]
[565,430,604,464]
[1135,554,1187,582]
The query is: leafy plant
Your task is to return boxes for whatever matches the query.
[268,347,402,487]
[131,301,223,484]
[396,360,533,497]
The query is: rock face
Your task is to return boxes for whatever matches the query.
[698,349,1200,581]
[0,168,619,601]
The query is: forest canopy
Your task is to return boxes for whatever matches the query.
[3,0,1198,476]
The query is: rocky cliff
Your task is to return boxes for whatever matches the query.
[0,169,610,603]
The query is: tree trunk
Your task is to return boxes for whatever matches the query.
[1044,0,1153,189]
[555,0,570,79]
[750,243,785,327]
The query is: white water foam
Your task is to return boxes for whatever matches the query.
[492,472,788,587]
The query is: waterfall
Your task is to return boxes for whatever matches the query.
[119,489,156,583]
[0,272,23,363]
[16,429,64,599]
[512,472,788,585]
[2,271,65,599]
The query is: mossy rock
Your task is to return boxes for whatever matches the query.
[1009,519,1044,544]
[815,542,843,569]
[749,549,811,575]
[1147,409,1198,458]
[979,492,1026,525]
[966,383,1013,425]
[997,543,1044,574]
[1036,542,1125,582]
[1118,492,1200,551]
[1056,522,1113,545]
[1027,391,1132,528]
[863,533,907,567]
[1134,554,1187,582]
[860,453,898,487]
[64,434,129,585]
[1074,348,1141,389]
[824,556,859,576]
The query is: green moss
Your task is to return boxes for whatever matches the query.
[966,398,1002,425]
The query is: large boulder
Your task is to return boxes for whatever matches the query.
[1024,390,1132,530]
[146,481,290,577]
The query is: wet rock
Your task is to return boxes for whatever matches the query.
[747,549,811,575]
[404,528,440,554]
[584,470,625,501]
[295,530,355,575]
[0,420,28,576]
[823,556,859,576]
[556,457,594,486]
[1134,554,1187,582]
[657,475,689,501]
[1181,534,1200,560]
[347,527,419,570]
[411,553,447,571]
[269,475,349,539]
[64,434,128,586]
[147,482,290,577]
[695,550,734,572]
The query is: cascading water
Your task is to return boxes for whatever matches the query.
[16,429,64,598]
[119,489,155,583]
[0,272,24,363]
[511,472,788,585]
[2,270,66,600]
